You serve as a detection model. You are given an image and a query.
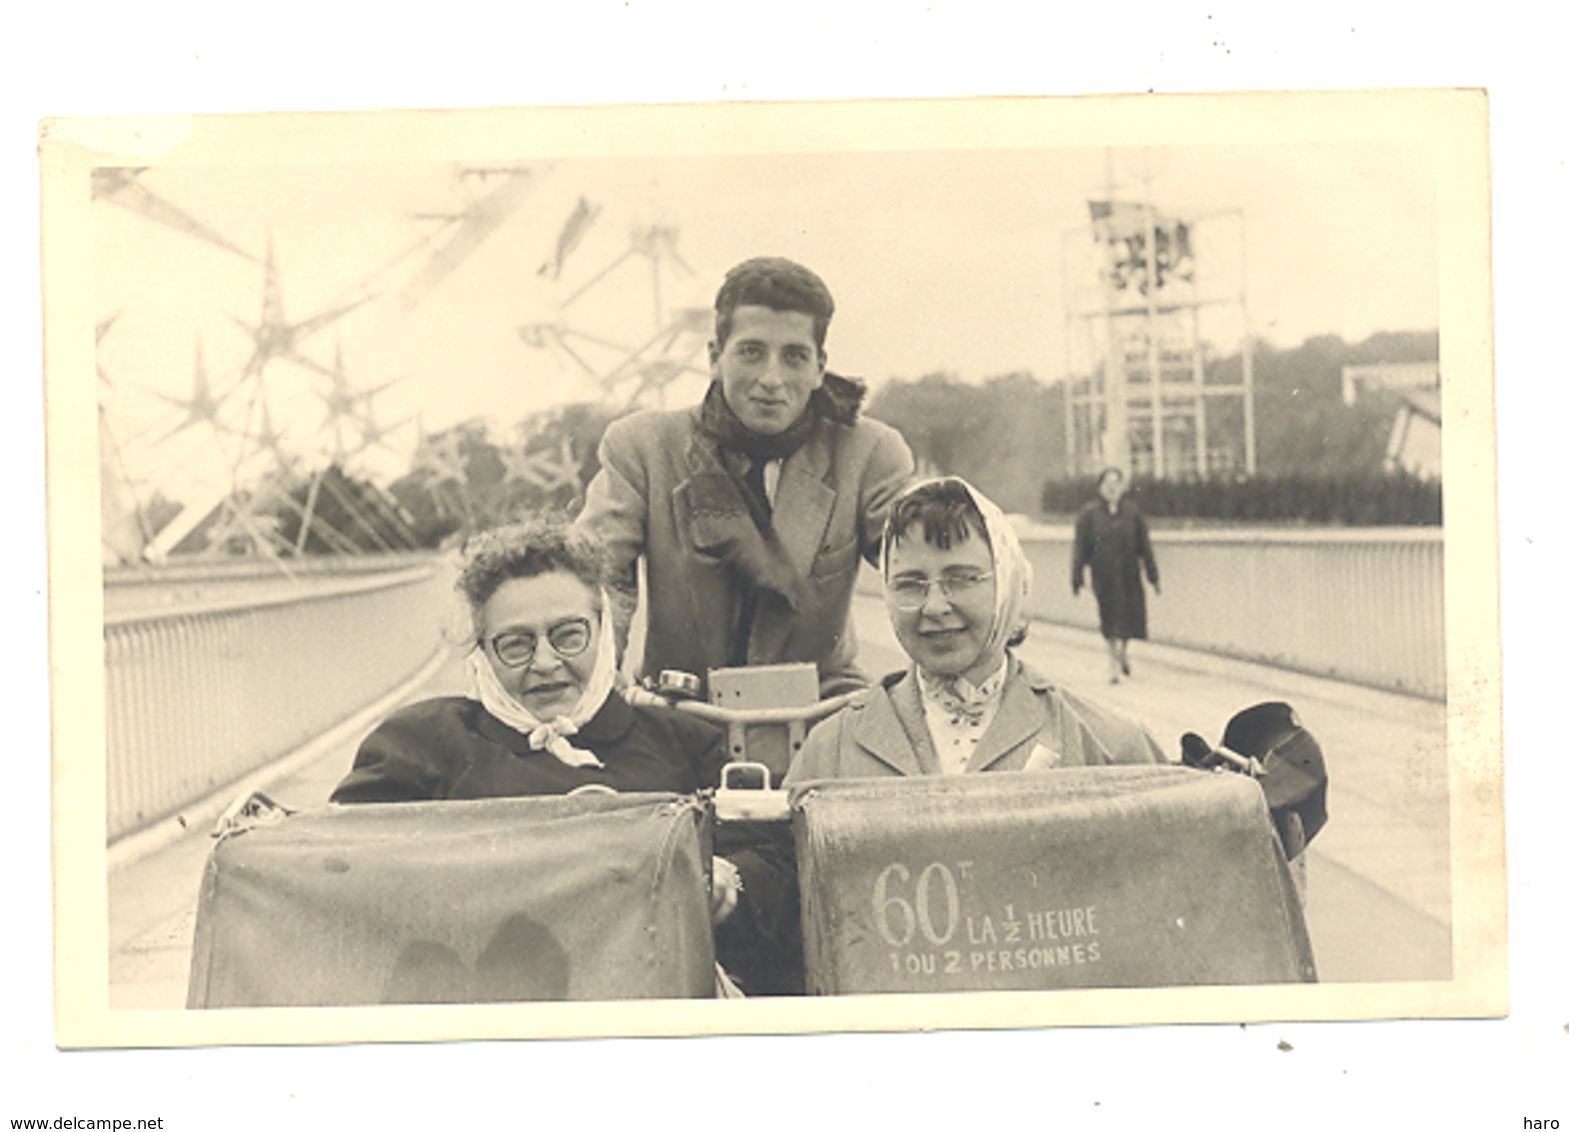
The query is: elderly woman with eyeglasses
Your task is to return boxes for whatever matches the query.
[787,477,1167,782]
[330,517,753,931]
[332,517,735,801]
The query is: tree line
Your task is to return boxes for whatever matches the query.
[147,328,1442,554]
[867,329,1441,525]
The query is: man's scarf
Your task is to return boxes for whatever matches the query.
[684,374,867,615]
[696,372,865,458]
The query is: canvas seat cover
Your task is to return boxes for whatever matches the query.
[187,792,715,1007]
[791,766,1315,995]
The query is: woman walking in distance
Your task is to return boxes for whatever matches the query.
[1072,467,1159,683]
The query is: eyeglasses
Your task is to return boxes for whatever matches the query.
[886,571,993,610]
[485,617,593,668]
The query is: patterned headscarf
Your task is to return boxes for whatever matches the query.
[880,476,1034,665]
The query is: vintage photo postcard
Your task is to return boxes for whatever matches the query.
[42,89,1501,1048]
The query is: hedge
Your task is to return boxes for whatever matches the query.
[1041,472,1442,527]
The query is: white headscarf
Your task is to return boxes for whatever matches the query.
[880,476,1034,667]
[466,591,619,769]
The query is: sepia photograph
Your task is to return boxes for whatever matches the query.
[42,90,1500,1051]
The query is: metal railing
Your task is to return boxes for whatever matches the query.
[104,530,1445,841]
[867,524,1447,700]
[104,556,457,842]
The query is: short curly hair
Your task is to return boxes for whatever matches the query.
[883,479,992,553]
[713,257,835,352]
[455,516,606,618]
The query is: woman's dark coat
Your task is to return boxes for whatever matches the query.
[329,691,799,996]
[330,692,725,802]
[1071,499,1159,640]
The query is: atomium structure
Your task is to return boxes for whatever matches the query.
[95,165,545,563]
[516,219,712,414]
[96,162,713,565]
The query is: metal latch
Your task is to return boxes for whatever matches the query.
[714,761,790,822]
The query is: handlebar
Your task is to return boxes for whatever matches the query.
[631,667,854,798]
[669,691,858,727]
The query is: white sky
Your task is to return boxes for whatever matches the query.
[92,139,1438,493]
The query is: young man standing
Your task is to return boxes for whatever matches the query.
[578,256,914,699]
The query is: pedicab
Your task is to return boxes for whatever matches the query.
[675,666,1326,994]
[185,663,1326,1007]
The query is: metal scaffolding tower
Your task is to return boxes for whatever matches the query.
[1061,152,1256,480]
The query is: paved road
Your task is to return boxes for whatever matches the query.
[108,595,1449,1007]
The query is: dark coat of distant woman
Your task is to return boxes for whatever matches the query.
[1072,498,1159,640]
